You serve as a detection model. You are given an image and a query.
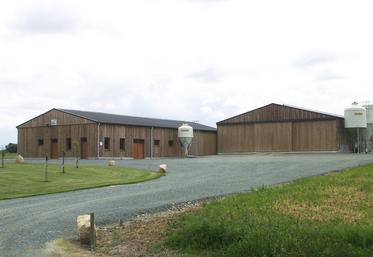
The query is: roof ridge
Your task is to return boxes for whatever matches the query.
[278,103,343,118]
[217,103,343,124]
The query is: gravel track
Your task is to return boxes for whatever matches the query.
[1,154,373,257]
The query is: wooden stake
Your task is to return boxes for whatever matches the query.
[44,155,48,182]
[62,151,65,173]
[76,158,79,168]
[90,213,96,250]
[1,150,4,168]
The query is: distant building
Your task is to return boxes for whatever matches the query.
[17,109,217,159]
[217,103,347,153]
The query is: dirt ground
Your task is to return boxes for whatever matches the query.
[47,201,204,257]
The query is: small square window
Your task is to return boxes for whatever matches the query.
[120,138,125,151]
[38,139,44,146]
[168,140,174,147]
[66,138,72,151]
[104,137,110,150]
[154,140,160,146]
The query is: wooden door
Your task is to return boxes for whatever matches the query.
[133,139,145,159]
[153,140,160,158]
[80,137,88,159]
[50,138,58,159]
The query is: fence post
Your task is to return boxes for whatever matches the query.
[90,213,96,250]
[62,151,65,173]
[1,150,4,168]
[76,158,79,168]
[44,155,48,182]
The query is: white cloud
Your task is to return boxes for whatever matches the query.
[1,0,373,145]
[12,4,79,35]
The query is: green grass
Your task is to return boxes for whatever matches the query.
[0,163,162,200]
[1,152,17,159]
[166,165,373,257]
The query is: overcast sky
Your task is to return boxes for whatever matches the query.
[1,0,373,146]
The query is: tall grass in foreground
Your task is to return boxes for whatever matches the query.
[166,165,373,257]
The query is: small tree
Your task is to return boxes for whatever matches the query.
[72,141,80,168]
[61,151,66,173]
[1,146,5,168]
[5,143,17,153]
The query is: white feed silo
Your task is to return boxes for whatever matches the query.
[344,102,367,153]
[364,105,373,152]
[178,123,194,157]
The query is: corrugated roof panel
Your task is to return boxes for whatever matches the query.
[58,109,216,131]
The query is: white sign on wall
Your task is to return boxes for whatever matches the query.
[51,119,58,126]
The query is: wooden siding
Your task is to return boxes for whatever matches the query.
[292,120,337,151]
[254,122,292,152]
[98,124,216,158]
[190,131,217,156]
[218,103,342,125]
[18,124,98,158]
[218,120,342,153]
[18,123,216,158]
[18,109,94,128]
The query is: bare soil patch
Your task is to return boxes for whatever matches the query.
[49,201,204,257]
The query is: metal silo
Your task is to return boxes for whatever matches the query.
[364,105,373,152]
[344,102,367,153]
[178,123,194,157]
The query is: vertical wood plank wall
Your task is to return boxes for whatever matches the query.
[217,120,342,153]
[18,122,217,158]
[218,103,339,124]
[98,125,216,158]
[18,124,98,158]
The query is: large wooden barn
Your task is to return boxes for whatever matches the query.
[217,103,347,153]
[17,109,217,159]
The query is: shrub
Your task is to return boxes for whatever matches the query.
[5,143,17,153]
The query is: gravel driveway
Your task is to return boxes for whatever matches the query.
[1,154,373,257]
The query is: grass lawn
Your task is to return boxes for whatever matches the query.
[1,152,17,159]
[166,164,373,257]
[0,163,162,200]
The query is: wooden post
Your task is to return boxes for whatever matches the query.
[1,150,4,168]
[62,151,65,173]
[90,213,96,250]
[44,155,48,182]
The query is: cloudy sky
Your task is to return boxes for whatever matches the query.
[1,0,373,146]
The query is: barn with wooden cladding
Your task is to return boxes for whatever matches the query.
[17,109,217,159]
[217,103,347,153]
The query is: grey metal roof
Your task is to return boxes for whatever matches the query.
[58,109,216,132]
[217,103,343,125]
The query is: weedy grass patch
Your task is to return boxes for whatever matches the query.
[166,164,373,257]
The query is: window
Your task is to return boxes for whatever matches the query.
[120,138,125,151]
[154,140,160,146]
[66,138,72,151]
[104,137,110,150]
[38,139,44,146]
[168,140,174,147]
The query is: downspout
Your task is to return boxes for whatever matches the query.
[150,127,153,159]
[97,123,100,159]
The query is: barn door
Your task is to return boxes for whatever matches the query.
[50,138,58,159]
[153,140,160,158]
[80,137,88,159]
[133,139,145,159]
